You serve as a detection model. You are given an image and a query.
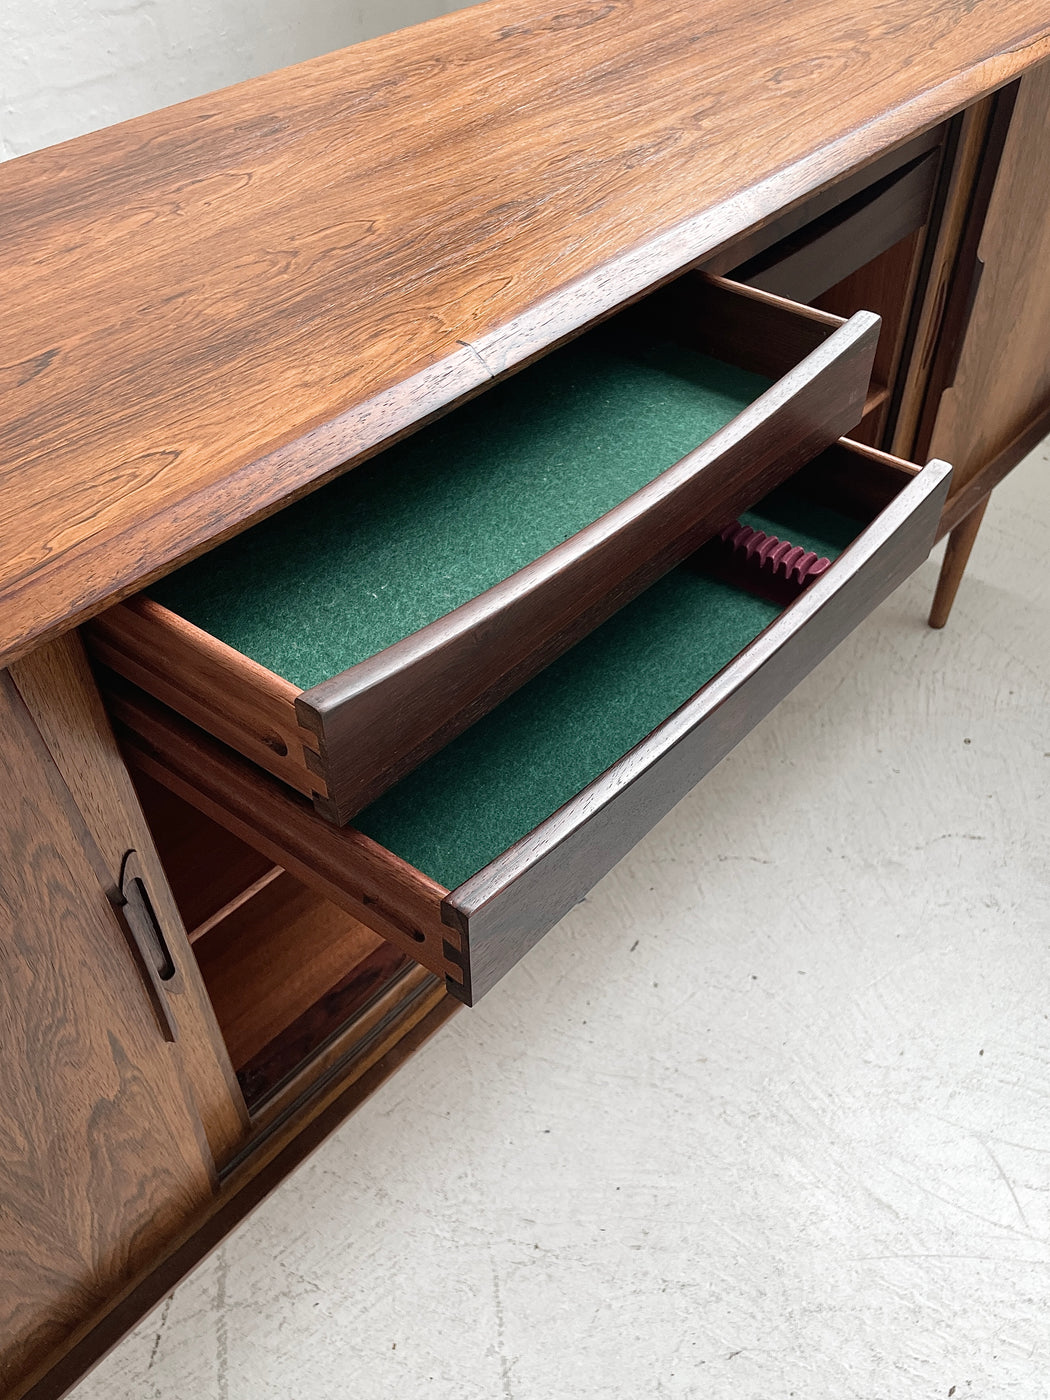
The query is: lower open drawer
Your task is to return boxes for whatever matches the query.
[104,440,950,1006]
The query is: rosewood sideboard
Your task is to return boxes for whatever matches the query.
[2,3,1050,1395]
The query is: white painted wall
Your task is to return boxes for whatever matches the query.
[0,0,478,159]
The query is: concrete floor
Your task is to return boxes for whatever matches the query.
[73,445,1049,1400]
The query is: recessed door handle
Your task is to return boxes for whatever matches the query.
[110,849,182,1042]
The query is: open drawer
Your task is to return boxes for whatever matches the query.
[102,440,950,1007]
[88,273,878,825]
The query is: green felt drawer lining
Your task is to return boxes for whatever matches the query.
[148,324,771,691]
[353,486,861,891]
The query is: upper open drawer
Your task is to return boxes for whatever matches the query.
[88,273,878,825]
[105,440,950,1008]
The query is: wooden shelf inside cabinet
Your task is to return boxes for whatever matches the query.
[87,273,878,827]
[130,770,277,939]
[193,872,416,1113]
[864,382,891,417]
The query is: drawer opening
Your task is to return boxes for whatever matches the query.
[91,273,877,824]
[729,146,941,306]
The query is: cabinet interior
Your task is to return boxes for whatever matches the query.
[132,771,422,1115]
[817,229,928,448]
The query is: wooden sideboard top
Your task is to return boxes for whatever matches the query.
[2,0,1049,668]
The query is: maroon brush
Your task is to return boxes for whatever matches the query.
[695,519,832,605]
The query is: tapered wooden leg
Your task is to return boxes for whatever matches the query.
[928,496,990,628]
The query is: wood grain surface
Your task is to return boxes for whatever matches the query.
[927,63,1050,491]
[8,634,248,1162]
[1,0,1047,668]
[14,983,456,1400]
[86,597,321,801]
[887,99,997,459]
[0,672,215,1391]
